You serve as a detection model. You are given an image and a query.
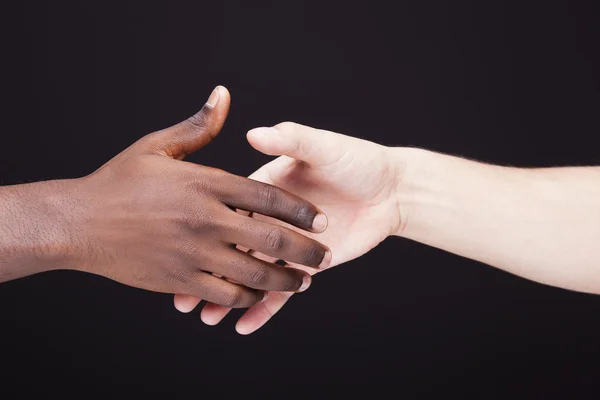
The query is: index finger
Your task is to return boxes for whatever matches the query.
[216,175,328,233]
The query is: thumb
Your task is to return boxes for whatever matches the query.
[246,122,347,166]
[141,85,231,159]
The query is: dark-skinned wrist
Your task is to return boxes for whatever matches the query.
[0,178,84,281]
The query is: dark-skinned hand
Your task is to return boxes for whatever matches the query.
[0,86,331,308]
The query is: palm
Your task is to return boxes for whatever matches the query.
[253,140,398,269]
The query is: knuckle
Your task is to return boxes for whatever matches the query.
[302,243,323,267]
[216,215,241,237]
[228,256,271,288]
[257,184,279,211]
[186,109,209,130]
[182,174,205,192]
[169,266,198,288]
[195,210,221,231]
[274,121,297,133]
[177,204,221,232]
[136,131,162,150]
[264,228,286,251]
[220,287,243,307]
[122,153,152,173]
[178,239,203,259]
[247,265,270,287]
[290,202,313,225]
[171,213,198,235]
[176,210,197,228]
[138,132,176,156]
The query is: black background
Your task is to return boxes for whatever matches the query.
[1,0,599,397]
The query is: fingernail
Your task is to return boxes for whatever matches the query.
[297,274,312,292]
[312,213,328,232]
[318,250,332,269]
[262,291,270,301]
[205,86,220,108]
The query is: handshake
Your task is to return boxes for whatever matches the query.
[2,86,600,335]
[0,86,406,334]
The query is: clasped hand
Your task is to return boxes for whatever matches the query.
[172,87,403,334]
[58,86,334,308]
[3,85,401,334]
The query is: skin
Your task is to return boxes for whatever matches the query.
[0,88,333,308]
[174,122,403,330]
[175,122,600,334]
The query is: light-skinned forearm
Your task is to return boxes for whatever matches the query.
[393,147,600,294]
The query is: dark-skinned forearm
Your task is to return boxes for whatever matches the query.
[0,179,80,282]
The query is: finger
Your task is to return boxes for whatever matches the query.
[199,248,278,326]
[217,174,328,233]
[173,276,232,316]
[173,294,202,313]
[246,121,348,167]
[174,248,279,322]
[210,248,312,292]
[201,302,232,325]
[179,270,265,309]
[235,291,294,335]
[224,214,331,269]
[139,86,231,159]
